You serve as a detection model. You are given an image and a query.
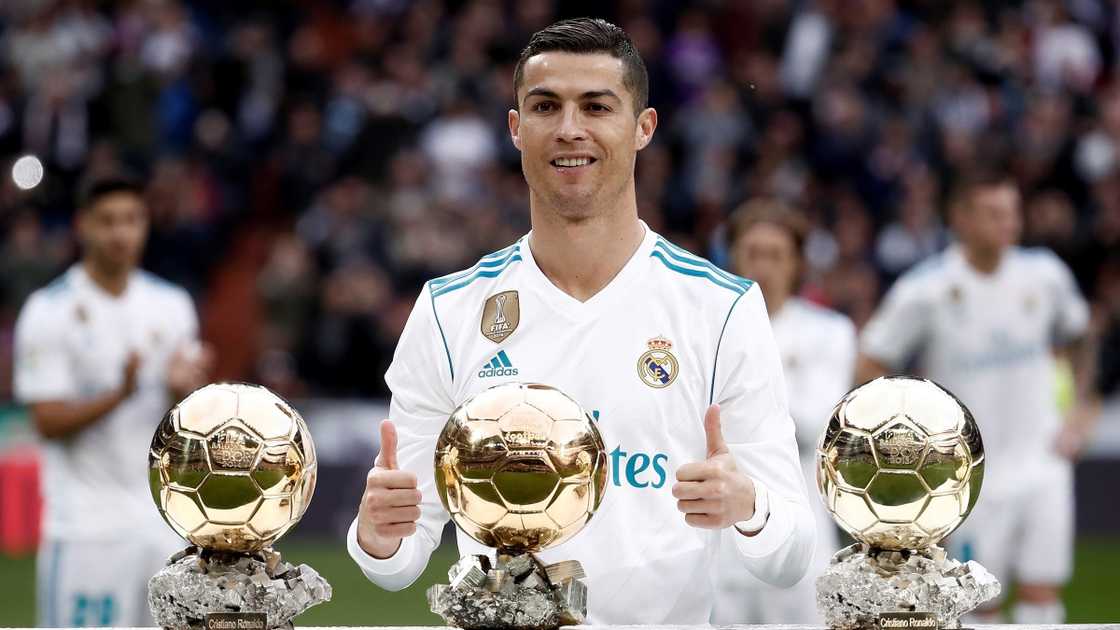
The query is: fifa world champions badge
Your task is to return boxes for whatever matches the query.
[638,336,678,388]
[482,290,520,343]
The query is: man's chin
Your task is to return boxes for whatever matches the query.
[96,256,139,275]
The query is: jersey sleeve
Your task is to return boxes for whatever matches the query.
[712,285,816,588]
[1041,251,1090,343]
[789,313,857,448]
[177,288,200,341]
[13,293,79,403]
[348,282,455,590]
[860,272,931,370]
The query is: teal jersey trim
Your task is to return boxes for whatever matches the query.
[431,247,522,298]
[47,540,62,627]
[430,243,520,289]
[654,238,754,290]
[651,247,750,295]
[427,283,455,382]
[42,273,71,296]
[711,291,747,404]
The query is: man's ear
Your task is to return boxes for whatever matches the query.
[509,109,522,151]
[635,107,657,150]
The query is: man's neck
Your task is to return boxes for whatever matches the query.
[528,201,645,303]
[82,260,130,297]
[962,245,1004,275]
[765,291,789,317]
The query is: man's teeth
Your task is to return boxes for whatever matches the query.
[554,157,592,167]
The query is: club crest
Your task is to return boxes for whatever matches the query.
[638,336,678,389]
[481,290,519,343]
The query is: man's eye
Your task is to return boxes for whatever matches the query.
[533,102,555,112]
[588,103,610,112]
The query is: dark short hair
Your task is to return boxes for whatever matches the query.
[77,173,144,212]
[727,198,810,256]
[948,169,1017,218]
[727,198,811,290]
[513,18,649,113]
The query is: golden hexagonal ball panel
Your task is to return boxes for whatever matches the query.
[434,382,607,553]
[816,376,984,551]
[149,383,317,553]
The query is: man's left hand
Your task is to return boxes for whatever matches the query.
[166,341,215,400]
[672,404,757,529]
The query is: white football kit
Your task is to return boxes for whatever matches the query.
[348,224,815,623]
[861,244,1089,586]
[713,297,856,624]
[13,264,199,627]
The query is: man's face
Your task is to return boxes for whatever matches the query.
[731,222,799,301]
[509,52,656,219]
[959,184,1022,253]
[77,191,149,274]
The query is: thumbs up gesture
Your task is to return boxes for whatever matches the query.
[356,420,423,558]
[672,405,758,530]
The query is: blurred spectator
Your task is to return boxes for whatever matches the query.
[0,0,1117,399]
[874,164,948,281]
[0,208,65,319]
[1032,0,1101,93]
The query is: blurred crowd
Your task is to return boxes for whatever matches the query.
[0,0,1119,400]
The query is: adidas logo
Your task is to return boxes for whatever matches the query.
[478,350,519,378]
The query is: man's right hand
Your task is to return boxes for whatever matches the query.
[121,352,141,397]
[357,419,422,559]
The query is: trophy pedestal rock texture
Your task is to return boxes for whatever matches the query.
[427,553,586,630]
[147,383,331,630]
[149,547,331,630]
[817,543,1000,629]
[815,376,999,629]
[428,382,607,630]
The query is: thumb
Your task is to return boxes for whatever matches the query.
[703,404,728,458]
[377,419,399,470]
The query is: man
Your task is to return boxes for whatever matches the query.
[347,18,814,623]
[14,174,213,627]
[856,172,1098,624]
[713,199,856,624]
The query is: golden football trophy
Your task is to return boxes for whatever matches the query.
[147,383,331,630]
[428,382,608,630]
[815,376,1000,629]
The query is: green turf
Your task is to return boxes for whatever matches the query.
[1,538,1117,626]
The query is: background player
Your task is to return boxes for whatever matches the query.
[347,18,815,623]
[712,199,856,624]
[856,172,1099,624]
[13,174,213,627]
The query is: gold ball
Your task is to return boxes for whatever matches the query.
[434,382,608,553]
[148,383,317,553]
[816,376,984,550]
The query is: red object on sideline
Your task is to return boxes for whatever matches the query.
[0,448,41,556]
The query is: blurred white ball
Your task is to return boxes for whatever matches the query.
[12,155,44,190]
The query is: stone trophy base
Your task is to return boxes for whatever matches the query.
[427,553,587,630]
[148,546,332,630]
[815,543,1001,630]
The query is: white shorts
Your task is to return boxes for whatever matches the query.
[37,535,182,627]
[711,458,838,624]
[948,457,1073,588]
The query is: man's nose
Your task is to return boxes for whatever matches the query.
[555,104,587,143]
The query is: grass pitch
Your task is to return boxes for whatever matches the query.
[1,537,1117,625]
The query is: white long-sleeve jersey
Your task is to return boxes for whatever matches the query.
[714,297,856,623]
[348,224,815,624]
